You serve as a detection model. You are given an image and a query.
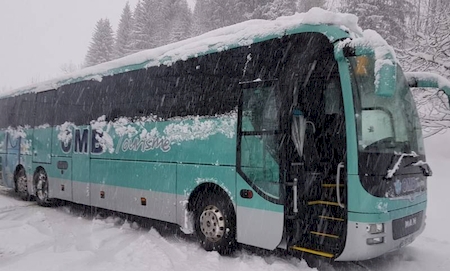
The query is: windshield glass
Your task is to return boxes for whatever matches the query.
[349,56,425,155]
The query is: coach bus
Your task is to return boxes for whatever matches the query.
[1,9,449,264]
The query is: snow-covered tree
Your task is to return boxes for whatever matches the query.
[297,0,326,12]
[398,1,450,137]
[253,0,297,20]
[193,0,243,35]
[115,2,134,58]
[60,62,82,74]
[341,0,414,47]
[132,0,161,51]
[169,0,193,43]
[84,18,115,67]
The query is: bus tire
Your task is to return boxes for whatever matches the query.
[34,168,52,207]
[14,166,30,201]
[194,191,237,255]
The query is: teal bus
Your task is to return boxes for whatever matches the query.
[1,9,449,263]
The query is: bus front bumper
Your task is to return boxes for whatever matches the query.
[335,210,426,261]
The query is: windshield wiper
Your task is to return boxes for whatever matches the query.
[385,151,418,179]
[409,161,433,177]
[385,151,432,179]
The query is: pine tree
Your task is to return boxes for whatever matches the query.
[253,0,297,20]
[169,0,193,43]
[297,0,327,12]
[84,18,115,67]
[238,0,272,20]
[193,0,243,35]
[341,0,414,47]
[115,2,134,58]
[132,0,159,51]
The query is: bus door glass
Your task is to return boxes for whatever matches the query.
[238,81,282,199]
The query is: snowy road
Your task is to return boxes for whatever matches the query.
[0,189,309,271]
[1,188,449,271]
[1,135,450,271]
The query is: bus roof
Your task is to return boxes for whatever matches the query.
[1,8,367,98]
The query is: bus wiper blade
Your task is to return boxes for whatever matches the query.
[385,151,418,179]
[408,160,433,177]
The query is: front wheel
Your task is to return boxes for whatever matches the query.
[34,168,52,207]
[194,192,237,255]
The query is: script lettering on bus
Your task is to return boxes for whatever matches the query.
[121,136,171,153]
[60,128,103,154]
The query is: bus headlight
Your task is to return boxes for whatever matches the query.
[367,237,384,245]
[366,223,384,234]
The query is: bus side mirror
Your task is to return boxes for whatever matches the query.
[405,72,450,107]
[375,62,396,97]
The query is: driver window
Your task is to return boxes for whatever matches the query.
[360,109,395,148]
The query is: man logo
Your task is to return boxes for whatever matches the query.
[405,217,417,229]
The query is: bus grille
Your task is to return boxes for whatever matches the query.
[392,211,423,240]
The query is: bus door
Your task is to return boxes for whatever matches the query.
[288,73,348,259]
[236,80,285,250]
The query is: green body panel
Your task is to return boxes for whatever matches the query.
[88,117,237,166]
[33,127,53,164]
[334,46,358,175]
[21,155,33,179]
[20,128,34,175]
[347,174,426,215]
[90,159,176,194]
[236,174,283,213]
[348,201,427,223]
[177,164,236,198]
[0,131,4,184]
[0,131,5,153]
[45,157,72,185]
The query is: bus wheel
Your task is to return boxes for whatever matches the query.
[34,168,52,207]
[14,167,30,201]
[194,193,236,255]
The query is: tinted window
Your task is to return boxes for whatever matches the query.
[35,90,56,126]
[54,82,96,125]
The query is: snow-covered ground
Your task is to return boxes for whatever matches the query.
[1,134,449,271]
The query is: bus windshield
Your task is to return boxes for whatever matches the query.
[349,56,425,155]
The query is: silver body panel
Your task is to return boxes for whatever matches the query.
[336,214,426,261]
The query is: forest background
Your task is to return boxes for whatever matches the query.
[52,0,450,137]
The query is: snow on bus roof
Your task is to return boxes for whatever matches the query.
[2,8,364,98]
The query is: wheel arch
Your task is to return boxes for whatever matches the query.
[187,182,235,213]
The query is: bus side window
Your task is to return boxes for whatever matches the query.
[35,90,56,127]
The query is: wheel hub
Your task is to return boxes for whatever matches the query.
[199,205,225,242]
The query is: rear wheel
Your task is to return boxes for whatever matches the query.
[194,191,237,254]
[14,167,30,201]
[34,168,52,207]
